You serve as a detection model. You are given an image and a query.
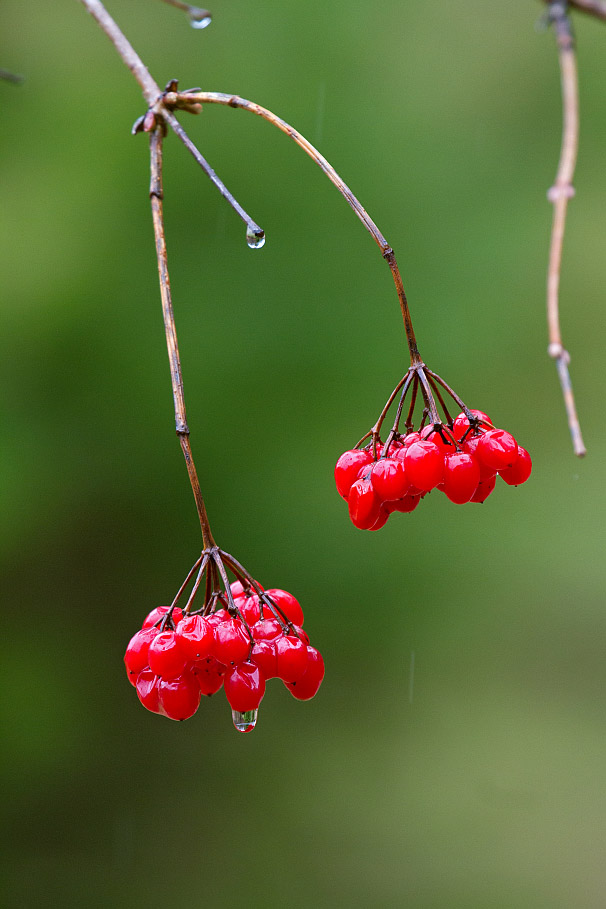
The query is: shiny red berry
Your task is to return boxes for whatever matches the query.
[441,452,481,504]
[499,446,532,485]
[147,631,188,679]
[476,428,518,471]
[404,440,444,491]
[285,647,325,700]
[462,434,497,480]
[385,494,421,514]
[135,667,164,714]
[224,661,266,712]
[275,634,309,682]
[470,474,497,503]
[420,425,456,455]
[335,449,373,499]
[348,476,382,529]
[452,410,492,440]
[158,672,201,720]
[370,458,409,502]
[213,616,250,665]
[124,626,159,683]
[175,614,214,660]
[368,507,390,530]
[192,657,226,696]
[250,640,278,679]
[142,605,184,630]
[264,588,304,626]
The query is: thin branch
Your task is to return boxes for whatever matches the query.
[160,108,264,241]
[174,90,421,363]
[546,2,586,456]
[149,127,216,546]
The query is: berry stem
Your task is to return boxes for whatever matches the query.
[176,90,422,365]
[149,127,216,548]
[170,553,205,612]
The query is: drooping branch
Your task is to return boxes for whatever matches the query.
[545,1,586,456]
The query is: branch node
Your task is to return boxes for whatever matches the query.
[547,182,575,201]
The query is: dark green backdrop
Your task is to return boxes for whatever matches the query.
[2,1,606,906]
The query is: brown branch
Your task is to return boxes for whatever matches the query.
[173,90,421,364]
[546,2,586,456]
[149,127,216,546]
[542,0,606,20]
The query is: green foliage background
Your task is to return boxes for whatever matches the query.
[2,1,606,906]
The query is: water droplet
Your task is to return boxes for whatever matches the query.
[246,226,266,250]
[189,10,212,29]
[232,709,258,732]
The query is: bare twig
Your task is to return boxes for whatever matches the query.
[173,90,421,363]
[149,126,216,546]
[546,2,586,456]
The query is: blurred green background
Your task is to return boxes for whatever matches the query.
[2,1,606,906]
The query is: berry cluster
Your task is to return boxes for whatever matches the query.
[336,408,531,530]
[124,578,324,732]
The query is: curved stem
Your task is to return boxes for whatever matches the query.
[546,2,586,456]
[542,0,606,19]
[149,127,216,547]
[177,90,421,364]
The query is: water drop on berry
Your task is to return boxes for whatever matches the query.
[246,226,266,249]
[232,708,258,732]
[189,9,212,28]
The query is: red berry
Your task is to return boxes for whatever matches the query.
[230,579,263,599]
[158,672,201,720]
[175,614,214,660]
[264,588,304,626]
[385,494,421,514]
[135,667,164,714]
[124,626,159,683]
[452,410,492,440]
[499,446,532,486]
[250,640,278,679]
[275,634,309,682]
[291,624,310,644]
[238,594,261,625]
[334,449,373,499]
[476,428,518,471]
[147,631,188,679]
[462,434,497,480]
[441,452,480,504]
[224,662,266,712]
[285,647,325,700]
[370,458,409,502]
[192,657,226,696]
[348,476,382,529]
[470,474,497,503]
[213,616,251,665]
[404,440,444,492]
[368,508,390,530]
[142,605,184,630]
[252,617,283,641]
[420,425,456,455]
